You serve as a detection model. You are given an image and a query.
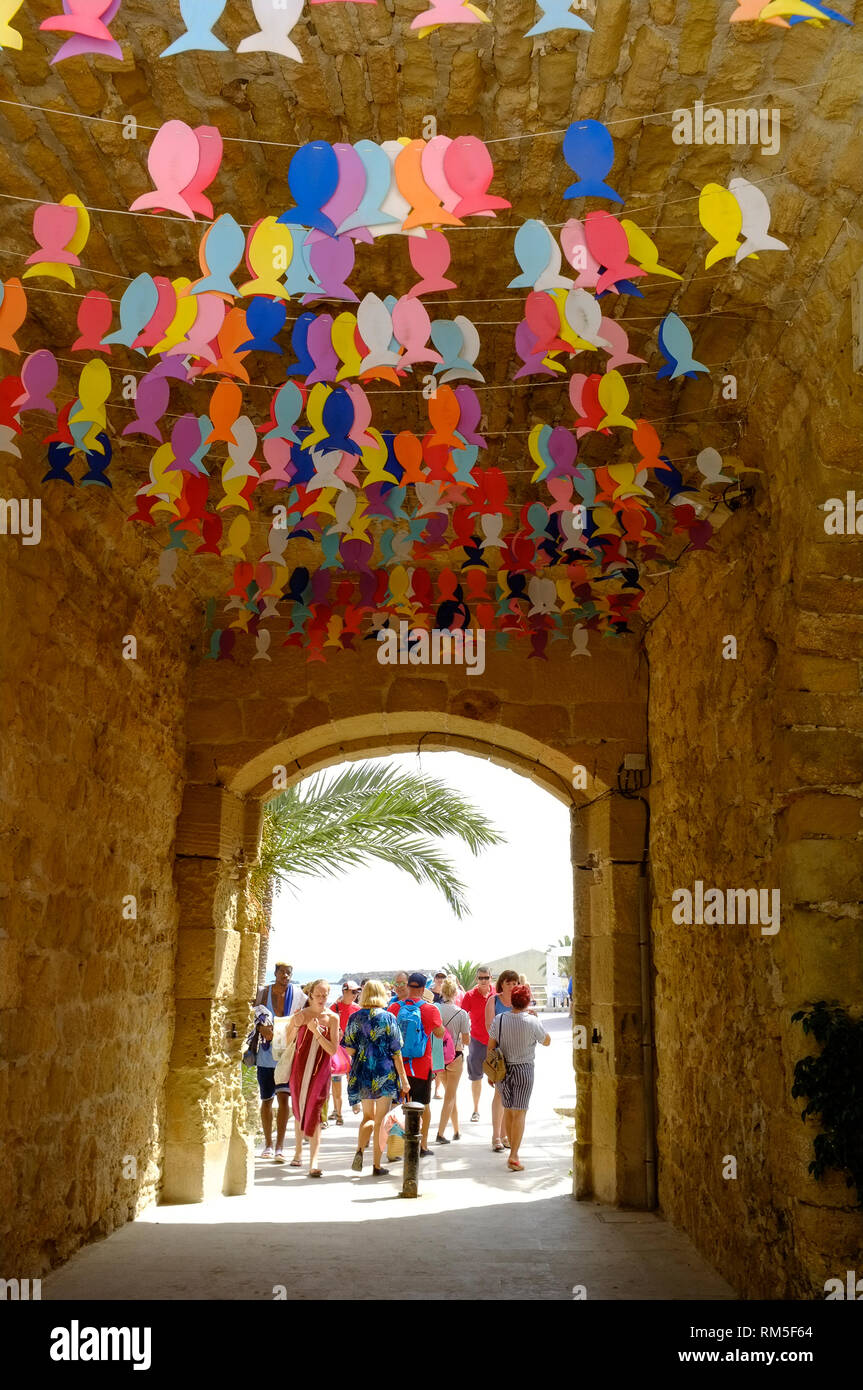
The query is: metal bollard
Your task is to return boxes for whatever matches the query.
[399,1102,425,1198]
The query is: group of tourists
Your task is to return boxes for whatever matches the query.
[249,963,550,1177]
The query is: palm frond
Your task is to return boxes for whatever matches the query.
[251,761,504,921]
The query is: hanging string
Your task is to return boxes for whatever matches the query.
[0,79,826,149]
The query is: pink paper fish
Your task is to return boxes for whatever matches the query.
[73,290,113,354]
[130,122,205,221]
[14,350,58,414]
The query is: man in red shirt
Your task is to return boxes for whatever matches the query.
[460,966,494,1123]
[389,971,445,1156]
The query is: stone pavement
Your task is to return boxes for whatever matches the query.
[47,1014,736,1301]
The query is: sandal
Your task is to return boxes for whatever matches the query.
[470,1112,480,1123]
[492,1140,505,1153]
[507,1159,524,1172]
[335,1115,344,1125]
[308,1169,323,1178]
[289,1158,302,1168]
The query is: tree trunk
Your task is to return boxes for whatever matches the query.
[256,879,274,990]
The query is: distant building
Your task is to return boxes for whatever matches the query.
[484,948,547,986]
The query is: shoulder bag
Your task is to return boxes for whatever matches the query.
[482,1012,508,1085]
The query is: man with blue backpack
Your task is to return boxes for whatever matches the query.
[388,971,446,1157]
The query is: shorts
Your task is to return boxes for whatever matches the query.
[257,1066,290,1101]
[497,1062,535,1111]
[467,1037,487,1082]
[445,1052,464,1075]
[407,1074,432,1106]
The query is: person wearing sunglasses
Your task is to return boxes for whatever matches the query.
[459,967,495,1123]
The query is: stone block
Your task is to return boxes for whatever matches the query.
[778,792,863,842]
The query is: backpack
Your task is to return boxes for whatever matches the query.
[397,999,428,1061]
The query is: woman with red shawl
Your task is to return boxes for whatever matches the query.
[285,979,339,1177]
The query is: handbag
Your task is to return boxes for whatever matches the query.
[482,1012,509,1085]
[242,1023,260,1069]
[332,1043,351,1076]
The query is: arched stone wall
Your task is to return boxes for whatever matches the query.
[164,631,650,1207]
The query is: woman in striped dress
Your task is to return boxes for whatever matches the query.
[487,983,550,1172]
[286,980,339,1177]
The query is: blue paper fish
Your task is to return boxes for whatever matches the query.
[285,143,340,236]
[321,386,359,455]
[80,432,112,486]
[239,297,287,354]
[194,214,245,297]
[340,140,398,234]
[161,0,228,54]
[269,381,303,443]
[285,311,317,377]
[525,0,593,35]
[562,120,622,203]
[102,273,160,353]
[509,220,555,289]
[42,440,75,485]
[657,312,708,380]
[430,319,474,376]
[277,224,320,297]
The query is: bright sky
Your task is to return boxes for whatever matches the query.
[267,750,572,984]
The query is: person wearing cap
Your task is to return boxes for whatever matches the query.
[388,972,446,1157]
[330,981,360,1125]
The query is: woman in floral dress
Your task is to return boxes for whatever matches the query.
[343,979,410,1176]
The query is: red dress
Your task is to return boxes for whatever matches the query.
[289,1019,333,1137]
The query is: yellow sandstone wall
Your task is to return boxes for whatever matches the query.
[644,239,863,1297]
[0,465,196,1273]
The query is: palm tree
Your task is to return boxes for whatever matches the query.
[540,934,573,978]
[443,959,483,992]
[251,762,504,985]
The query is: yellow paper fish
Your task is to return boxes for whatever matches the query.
[759,0,825,18]
[548,288,594,353]
[216,466,252,512]
[304,485,338,522]
[70,358,111,451]
[346,493,373,540]
[597,370,636,430]
[237,217,291,300]
[148,444,182,516]
[556,579,578,613]
[528,423,551,483]
[23,194,91,287]
[699,184,743,269]
[332,312,363,380]
[304,383,332,448]
[361,427,398,486]
[0,0,24,49]
[221,512,251,560]
[620,219,682,281]
[152,278,196,354]
[607,461,650,499]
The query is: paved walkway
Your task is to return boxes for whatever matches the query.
[47,1013,736,1301]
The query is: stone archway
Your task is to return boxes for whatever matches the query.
[163,632,651,1209]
